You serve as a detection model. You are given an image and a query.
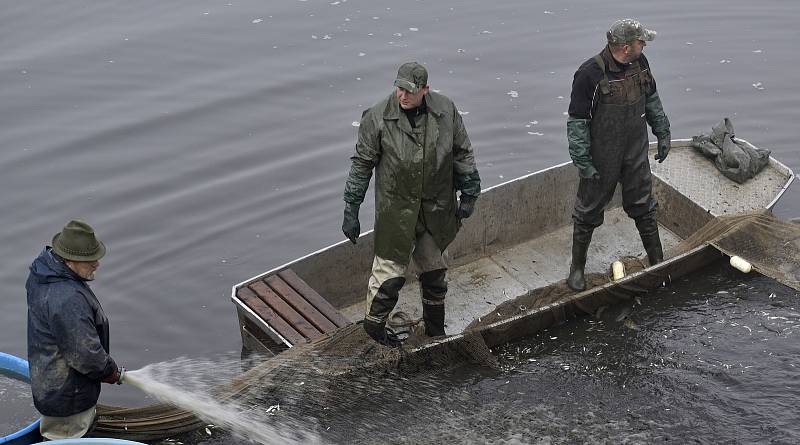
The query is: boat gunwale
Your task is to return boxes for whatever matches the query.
[231,298,294,348]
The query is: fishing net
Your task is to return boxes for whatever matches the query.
[463,210,799,344]
[93,323,497,440]
[94,403,201,440]
[212,323,496,419]
[670,209,799,291]
[93,210,799,440]
[464,255,650,333]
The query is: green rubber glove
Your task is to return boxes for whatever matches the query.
[342,203,360,244]
[567,117,600,179]
[579,165,600,180]
[655,137,671,163]
[645,92,671,163]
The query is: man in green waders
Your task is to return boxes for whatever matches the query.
[566,19,672,291]
[342,62,481,346]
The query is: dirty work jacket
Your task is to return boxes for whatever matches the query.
[26,247,117,417]
[344,91,481,264]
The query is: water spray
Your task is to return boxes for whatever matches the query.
[109,359,320,445]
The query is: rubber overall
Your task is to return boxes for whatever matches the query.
[568,52,662,290]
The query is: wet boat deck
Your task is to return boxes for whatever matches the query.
[339,206,683,333]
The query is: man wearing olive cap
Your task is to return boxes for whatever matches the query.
[342,62,481,346]
[565,19,672,291]
[26,220,123,440]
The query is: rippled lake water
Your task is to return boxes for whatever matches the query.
[1,0,798,442]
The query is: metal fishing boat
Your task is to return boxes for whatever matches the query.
[231,139,795,356]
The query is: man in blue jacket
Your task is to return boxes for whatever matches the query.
[26,220,123,440]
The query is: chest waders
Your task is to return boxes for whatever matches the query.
[567,53,663,291]
[363,113,449,345]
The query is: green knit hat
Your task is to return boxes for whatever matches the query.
[51,220,106,262]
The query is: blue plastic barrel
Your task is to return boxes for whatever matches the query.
[2,354,147,445]
[30,440,148,445]
[0,352,41,445]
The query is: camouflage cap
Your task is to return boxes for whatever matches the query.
[393,62,428,93]
[606,19,656,44]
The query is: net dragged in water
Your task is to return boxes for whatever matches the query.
[94,210,800,440]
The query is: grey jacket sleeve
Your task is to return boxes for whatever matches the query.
[50,291,116,380]
[343,111,380,205]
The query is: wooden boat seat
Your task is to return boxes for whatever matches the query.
[236,269,352,348]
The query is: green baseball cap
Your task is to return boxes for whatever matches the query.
[606,19,656,44]
[51,219,106,262]
[393,62,428,93]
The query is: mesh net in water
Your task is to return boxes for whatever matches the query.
[670,209,799,291]
[94,210,800,440]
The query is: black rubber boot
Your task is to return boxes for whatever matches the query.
[364,277,406,347]
[567,223,594,291]
[363,319,403,347]
[420,269,447,337]
[635,214,663,266]
[422,303,446,337]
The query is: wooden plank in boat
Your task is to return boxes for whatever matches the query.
[236,286,305,346]
[265,274,339,333]
[277,269,352,328]
[249,280,322,340]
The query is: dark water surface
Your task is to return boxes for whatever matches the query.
[1,0,798,442]
[167,263,800,444]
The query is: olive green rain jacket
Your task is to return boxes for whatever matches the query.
[344,91,481,265]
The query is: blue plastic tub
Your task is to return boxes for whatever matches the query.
[30,440,147,445]
[0,352,41,445]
